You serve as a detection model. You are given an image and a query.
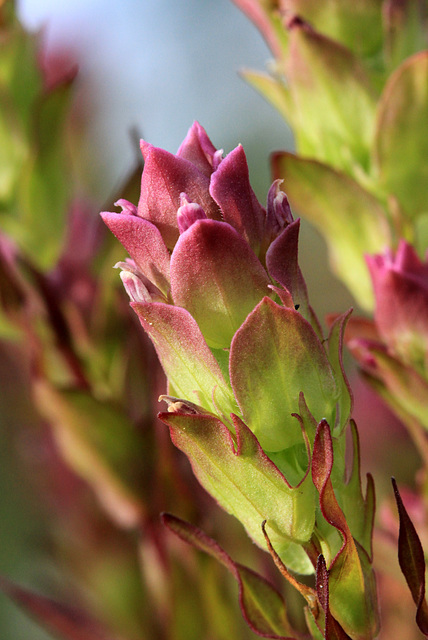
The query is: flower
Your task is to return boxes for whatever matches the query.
[347,241,428,431]
[367,240,428,375]
[101,122,342,454]
[101,124,378,635]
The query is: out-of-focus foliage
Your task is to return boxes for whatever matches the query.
[0,2,278,639]
[235,0,428,311]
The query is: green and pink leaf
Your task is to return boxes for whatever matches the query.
[230,297,338,452]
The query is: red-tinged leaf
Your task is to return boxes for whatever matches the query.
[176,121,217,177]
[170,219,270,348]
[209,145,266,256]
[230,297,338,452]
[392,478,428,635]
[130,301,236,421]
[312,421,380,638]
[161,514,298,639]
[0,576,124,640]
[315,556,352,640]
[261,521,318,611]
[158,410,315,573]
[350,342,428,432]
[230,0,289,60]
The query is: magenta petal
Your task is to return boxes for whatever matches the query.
[176,194,207,233]
[131,301,236,418]
[138,143,220,249]
[170,220,271,348]
[209,145,266,254]
[176,121,218,177]
[101,211,170,296]
[367,243,428,363]
[266,218,310,319]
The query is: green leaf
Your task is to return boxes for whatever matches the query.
[14,79,74,269]
[392,478,428,635]
[339,421,375,558]
[285,20,377,172]
[230,297,338,452]
[159,410,315,573]
[272,152,390,310]
[0,90,27,203]
[162,514,297,639]
[374,52,428,222]
[327,310,353,434]
[241,69,293,125]
[384,2,428,72]
[286,0,383,58]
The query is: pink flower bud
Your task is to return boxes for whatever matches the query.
[176,193,207,234]
[367,240,428,373]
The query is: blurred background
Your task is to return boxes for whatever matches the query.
[17,0,355,315]
[1,1,413,638]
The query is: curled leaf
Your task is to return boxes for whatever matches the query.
[162,514,296,639]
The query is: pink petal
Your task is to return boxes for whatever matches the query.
[266,218,310,319]
[176,121,218,177]
[209,145,266,255]
[101,211,170,296]
[138,143,220,248]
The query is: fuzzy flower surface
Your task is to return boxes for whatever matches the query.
[100,123,362,576]
[101,122,343,453]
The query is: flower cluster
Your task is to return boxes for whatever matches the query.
[102,123,378,638]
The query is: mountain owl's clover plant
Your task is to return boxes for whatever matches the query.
[102,122,378,638]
